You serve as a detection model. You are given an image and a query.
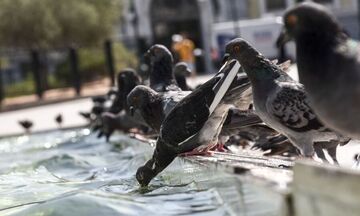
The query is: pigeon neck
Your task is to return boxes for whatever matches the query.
[175,75,189,91]
[295,31,345,81]
[141,95,164,131]
[121,82,138,109]
[152,139,177,172]
[235,50,281,83]
[150,58,176,88]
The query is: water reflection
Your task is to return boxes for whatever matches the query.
[0,129,250,216]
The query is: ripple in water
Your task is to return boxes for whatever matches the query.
[0,128,270,216]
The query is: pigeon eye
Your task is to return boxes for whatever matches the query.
[234,46,240,52]
[286,15,297,27]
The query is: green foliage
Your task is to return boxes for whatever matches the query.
[54,42,138,86]
[0,0,122,49]
[4,75,35,98]
[113,42,138,72]
[0,0,60,49]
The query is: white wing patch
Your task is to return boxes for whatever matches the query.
[209,61,240,113]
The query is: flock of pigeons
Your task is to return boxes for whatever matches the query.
[18,2,360,187]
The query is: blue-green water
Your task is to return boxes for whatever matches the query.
[0,129,282,216]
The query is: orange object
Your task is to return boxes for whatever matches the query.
[173,39,195,63]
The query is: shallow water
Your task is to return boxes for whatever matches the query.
[0,129,282,216]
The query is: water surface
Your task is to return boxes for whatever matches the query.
[0,129,281,215]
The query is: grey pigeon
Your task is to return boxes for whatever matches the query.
[97,112,147,142]
[276,2,360,139]
[173,62,193,91]
[136,60,253,186]
[128,73,252,133]
[94,69,144,140]
[127,85,190,132]
[224,38,350,157]
[144,44,181,92]
[109,69,140,114]
[92,95,107,104]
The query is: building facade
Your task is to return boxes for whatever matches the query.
[119,0,359,73]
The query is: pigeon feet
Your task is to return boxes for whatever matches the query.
[210,143,228,152]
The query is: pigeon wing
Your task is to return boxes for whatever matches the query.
[160,60,240,146]
[267,82,326,132]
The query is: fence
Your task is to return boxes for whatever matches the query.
[0,39,138,104]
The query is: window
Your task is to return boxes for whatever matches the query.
[265,0,286,11]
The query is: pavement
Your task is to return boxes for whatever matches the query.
[1,78,110,112]
[0,98,91,137]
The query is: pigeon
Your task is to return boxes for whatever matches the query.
[173,62,192,91]
[97,112,147,141]
[144,44,181,92]
[127,85,191,132]
[91,104,105,116]
[252,133,344,161]
[18,120,33,133]
[224,38,349,157]
[79,111,92,121]
[276,2,360,139]
[257,139,299,157]
[128,72,252,133]
[109,69,141,114]
[218,108,263,150]
[92,95,107,104]
[55,114,63,128]
[136,60,253,186]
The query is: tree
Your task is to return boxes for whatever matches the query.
[0,0,60,49]
[0,0,122,49]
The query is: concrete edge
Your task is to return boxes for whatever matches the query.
[0,94,102,113]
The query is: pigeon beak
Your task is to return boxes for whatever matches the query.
[143,51,150,59]
[185,68,192,76]
[130,106,135,116]
[276,28,292,48]
[222,53,230,65]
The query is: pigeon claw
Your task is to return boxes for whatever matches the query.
[179,149,214,157]
[210,143,228,152]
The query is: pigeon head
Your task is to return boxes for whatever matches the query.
[127,85,159,116]
[224,38,259,64]
[91,104,104,116]
[136,160,156,187]
[174,62,191,77]
[276,2,342,47]
[225,38,282,80]
[117,69,140,91]
[144,44,173,64]
[145,44,177,90]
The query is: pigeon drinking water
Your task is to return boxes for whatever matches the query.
[136,60,253,186]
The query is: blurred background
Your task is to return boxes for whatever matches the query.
[0,0,358,110]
